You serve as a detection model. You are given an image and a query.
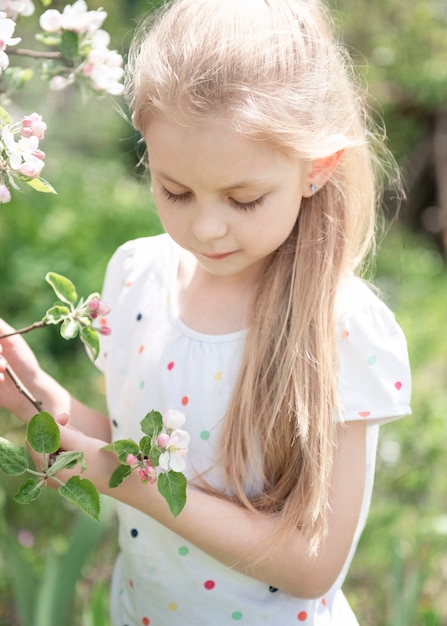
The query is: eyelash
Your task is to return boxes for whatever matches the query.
[160,186,264,212]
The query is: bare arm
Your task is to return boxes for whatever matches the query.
[0,318,110,442]
[59,418,367,599]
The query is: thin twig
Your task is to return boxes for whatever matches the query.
[4,362,42,413]
[0,320,47,339]
[11,48,62,60]
[10,48,75,68]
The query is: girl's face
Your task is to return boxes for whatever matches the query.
[145,114,313,286]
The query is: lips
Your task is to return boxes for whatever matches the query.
[200,251,236,260]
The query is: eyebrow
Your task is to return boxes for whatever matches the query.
[153,170,268,191]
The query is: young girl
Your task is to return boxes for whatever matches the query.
[0,0,411,624]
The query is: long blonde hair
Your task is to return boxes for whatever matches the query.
[126,0,386,554]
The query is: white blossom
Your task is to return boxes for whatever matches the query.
[0,0,34,20]
[158,429,190,473]
[0,11,21,72]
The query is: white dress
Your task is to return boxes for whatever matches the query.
[95,233,412,626]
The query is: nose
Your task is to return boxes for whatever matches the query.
[190,204,228,242]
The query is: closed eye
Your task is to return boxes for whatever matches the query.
[161,186,191,203]
[229,196,265,211]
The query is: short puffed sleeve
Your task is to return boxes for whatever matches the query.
[92,239,138,373]
[336,277,412,424]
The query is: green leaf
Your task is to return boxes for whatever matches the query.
[102,439,139,465]
[26,411,60,455]
[140,410,163,438]
[0,438,28,475]
[60,317,80,340]
[0,105,11,124]
[14,478,43,504]
[45,272,78,304]
[24,177,57,194]
[108,464,132,488]
[43,304,71,325]
[46,451,85,477]
[80,325,100,360]
[139,435,152,458]
[58,476,100,521]
[157,471,187,518]
[149,445,162,468]
[60,30,79,60]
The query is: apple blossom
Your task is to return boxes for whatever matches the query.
[158,429,190,473]
[0,182,11,203]
[162,409,186,431]
[38,9,62,33]
[0,11,21,72]
[126,454,137,466]
[156,433,170,449]
[82,45,124,96]
[40,1,106,36]
[21,113,47,140]
[0,0,34,20]
[87,296,111,317]
[49,75,74,91]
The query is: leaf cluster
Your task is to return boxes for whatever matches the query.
[0,411,100,521]
[103,410,187,518]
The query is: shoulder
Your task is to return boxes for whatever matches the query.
[105,233,176,279]
[335,275,412,425]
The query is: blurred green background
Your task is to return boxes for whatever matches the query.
[0,1,446,624]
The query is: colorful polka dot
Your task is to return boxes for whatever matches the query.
[142,618,150,626]
[298,611,308,622]
[129,580,134,588]
[200,430,211,440]
[341,329,349,339]
[136,313,143,321]
[395,381,402,390]
[168,602,178,611]
[112,419,118,428]
[178,546,189,556]
[125,281,132,288]
[139,380,145,389]
[204,580,215,590]
[181,396,189,406]
[358,411,371,418]
[368,355,377,365]
[214,371,222,381]
[138,345,144,354]
[232,611,243,621]
[322,597,327,606]
[269,586,278,593]
[130,528,138,538]
[167,361,175,370]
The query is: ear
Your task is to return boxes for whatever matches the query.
[302,150,344,197]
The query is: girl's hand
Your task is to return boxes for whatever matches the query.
[53,414,118,493]
[0,318,43,420]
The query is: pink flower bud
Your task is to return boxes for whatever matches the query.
[99,325,112,336]
[156,433,170,449]
[22,113,47,140]
[0,183,11,204]
[20,162,42,178]
[144,464,157,484]
[138,469,147,480]
[89,297,111,316]
[126,453,136,466]
[33,149,46,161]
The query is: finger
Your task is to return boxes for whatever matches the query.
[55,413,70,425]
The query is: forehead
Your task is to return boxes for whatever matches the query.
[144,114,300,189]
